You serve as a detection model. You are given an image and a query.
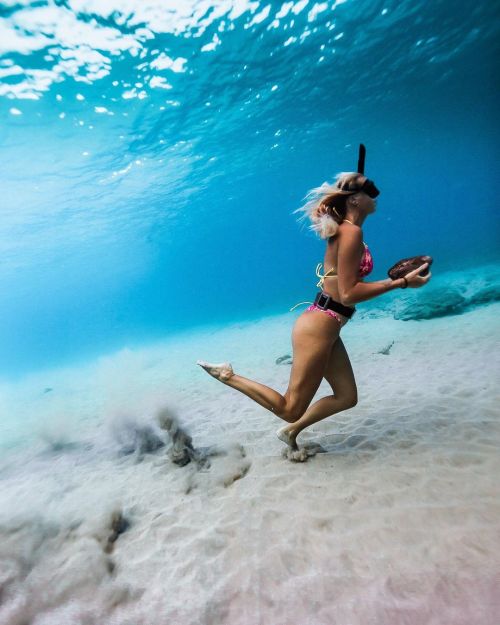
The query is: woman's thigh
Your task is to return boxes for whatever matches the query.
[323,336,358,404]
[284,311,342,416]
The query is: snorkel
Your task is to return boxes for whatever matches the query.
[338,144,380,198]
[356,143,380,198]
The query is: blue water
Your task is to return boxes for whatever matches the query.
[1,0,499,378]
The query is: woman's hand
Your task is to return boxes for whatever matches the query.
[403,262,432,288]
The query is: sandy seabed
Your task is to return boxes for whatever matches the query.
[0,302,499,625]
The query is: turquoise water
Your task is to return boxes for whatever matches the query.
[1,5,500,622]
[1,0,499,377]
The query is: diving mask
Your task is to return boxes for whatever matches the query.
[338,176,380,198]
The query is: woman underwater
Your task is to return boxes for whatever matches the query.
[197,150,432,450]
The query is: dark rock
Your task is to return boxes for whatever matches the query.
[275,354,293,365]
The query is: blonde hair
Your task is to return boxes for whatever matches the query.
[293,172,364,239]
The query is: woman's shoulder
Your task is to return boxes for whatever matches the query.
[337,221,362,238]
[335,223,363,250]
[327,221,361,238]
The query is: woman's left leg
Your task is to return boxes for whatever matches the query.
[282,335,358,444]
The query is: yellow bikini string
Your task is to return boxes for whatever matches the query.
[289,300,314,312]
[289,263,335,312]
[290,231,365,312]
[315,262,336,288]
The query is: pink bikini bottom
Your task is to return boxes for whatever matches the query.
[305,304,350,327]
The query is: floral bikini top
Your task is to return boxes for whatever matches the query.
[315,242,374,289]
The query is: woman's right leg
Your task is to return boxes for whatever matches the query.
[283,336,358,443]
[198,311,340,422]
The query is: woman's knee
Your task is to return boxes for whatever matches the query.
[280,403,306,423]
[341,393,358,409]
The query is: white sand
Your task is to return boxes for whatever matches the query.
[0,302,499,625]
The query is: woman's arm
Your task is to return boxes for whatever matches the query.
[337,227,404,306]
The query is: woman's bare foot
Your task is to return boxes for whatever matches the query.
[196,360,234,382]
[276,425,298,450]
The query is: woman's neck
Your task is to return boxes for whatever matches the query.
[344,212,366,227]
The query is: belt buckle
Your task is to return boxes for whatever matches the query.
[317,292,330,309]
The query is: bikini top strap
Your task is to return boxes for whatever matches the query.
[316,262,337,277]
[315,262,337,289]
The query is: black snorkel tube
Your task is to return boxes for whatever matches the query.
[357,143,367,175]
[355,143,380,198]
